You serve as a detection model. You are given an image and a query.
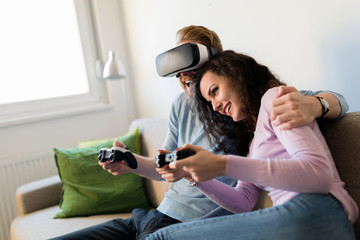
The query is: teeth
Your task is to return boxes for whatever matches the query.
[184,80,194,87]
[225,104,231,114]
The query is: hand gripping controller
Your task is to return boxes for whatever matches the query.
[155,149,195,168]
[98,147,138,169]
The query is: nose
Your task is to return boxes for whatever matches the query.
[177,71,190,79]
[177,71,197,79]
[211,99,222,112]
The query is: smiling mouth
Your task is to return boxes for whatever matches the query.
[225,103,231,115]
[185,80,194,87]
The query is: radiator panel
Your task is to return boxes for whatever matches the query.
[0,152,58,240]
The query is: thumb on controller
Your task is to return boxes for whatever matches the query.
[113,140,126,148]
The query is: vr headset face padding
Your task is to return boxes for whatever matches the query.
[155,43,218,77]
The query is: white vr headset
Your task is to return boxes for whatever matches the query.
[155,43,218,77]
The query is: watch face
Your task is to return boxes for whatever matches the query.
[320,97,329,115]
[316,96,329,116]
[323,98,330,109]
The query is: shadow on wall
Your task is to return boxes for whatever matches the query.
[319,21,360,112]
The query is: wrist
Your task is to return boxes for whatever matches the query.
[217,154,227,176]
[183,171,192,181]
[315,96,330,118]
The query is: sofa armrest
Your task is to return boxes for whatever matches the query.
[15,175,63,216]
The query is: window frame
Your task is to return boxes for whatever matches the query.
[0,0,110,128]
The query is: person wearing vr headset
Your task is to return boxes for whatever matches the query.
[51,25,349,240]
[147,50,357,240]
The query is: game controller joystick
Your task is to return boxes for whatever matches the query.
[98,147,138,169]
[155,149,195,168]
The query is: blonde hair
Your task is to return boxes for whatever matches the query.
[176,25,223,52]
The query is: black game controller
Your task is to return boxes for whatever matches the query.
[155,149,195,168]
[98,147,138,169]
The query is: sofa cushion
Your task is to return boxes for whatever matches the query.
[11,205,132,240]
[53,128,150,218]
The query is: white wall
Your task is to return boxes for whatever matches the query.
[1,0,359,161]
[121,0,360,117]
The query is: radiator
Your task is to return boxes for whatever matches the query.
[0,151,58,240]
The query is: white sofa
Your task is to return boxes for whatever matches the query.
[10,118,171,240]
[10,114,360,239]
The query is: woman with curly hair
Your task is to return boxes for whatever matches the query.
[147,51,357,240]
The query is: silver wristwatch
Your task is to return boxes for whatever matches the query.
[316,96,329,118]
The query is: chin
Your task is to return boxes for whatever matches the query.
[232,114,245,122]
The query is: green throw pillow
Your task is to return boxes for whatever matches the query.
[78,137,117,148]
[53,128,149,218]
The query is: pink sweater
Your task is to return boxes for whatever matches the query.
[197,87,358,223]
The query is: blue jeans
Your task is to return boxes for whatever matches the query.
[49,209,181,240]
[147,193,355,240]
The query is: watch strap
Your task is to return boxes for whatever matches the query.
[316,96,329,118]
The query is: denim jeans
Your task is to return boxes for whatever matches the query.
[147,193,355,240]
[49,209,181,240]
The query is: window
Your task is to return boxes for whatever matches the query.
[0,0,109,127]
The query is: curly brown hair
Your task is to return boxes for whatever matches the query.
[193,50,285,156]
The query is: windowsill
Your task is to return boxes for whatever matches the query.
[0,102,113,128]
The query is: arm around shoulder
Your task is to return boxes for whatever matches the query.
[314,91,349,120]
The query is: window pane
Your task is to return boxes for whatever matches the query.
[0,0,89,105]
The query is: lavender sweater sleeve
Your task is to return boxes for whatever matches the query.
[225,88,334,193]
[193,88,357,222]
[196,87,334,212]
[196,179,261,213]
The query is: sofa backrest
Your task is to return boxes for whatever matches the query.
[319,112,360,238]
[129,118,170,208]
